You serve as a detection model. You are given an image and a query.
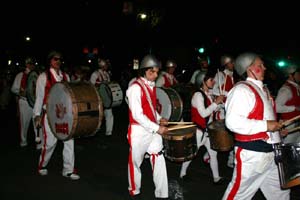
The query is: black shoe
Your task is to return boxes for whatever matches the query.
[213,177,227,185]
[128,194,142,200]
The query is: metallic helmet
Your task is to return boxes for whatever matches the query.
[140,54,160,69]
[47,51,62,61]
[283,64,298,76]
[25,57,34,65]
[235,52,259,76]
[166,60,177,68]
[98,58,107,67]
[195,71,206,88]
[220,55,234,66]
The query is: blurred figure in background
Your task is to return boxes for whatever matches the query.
[156,59,178,88]
[276,64,300,143]
[11,57,38,148]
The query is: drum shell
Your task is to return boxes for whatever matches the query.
[26,70,39,108]
[156,87,183,122]
[98,82,123,109]
[47,82,103,141]
[172,83,197,122]
[207,120,233,151]
[162,126,197,162]
[275,143,300,188]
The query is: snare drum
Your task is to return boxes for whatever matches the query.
[98,82,123,109]
[207,120,233,151]
[162,126,197,162]
[47,82,103,141]
[274,143,300,188]
[26,70,39,108]
[156,87,183,122]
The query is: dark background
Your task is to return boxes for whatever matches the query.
[1,0,300,74]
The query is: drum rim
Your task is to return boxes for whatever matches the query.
[99,82,113,109]
[26,70,39,108]
[156,87,183,122]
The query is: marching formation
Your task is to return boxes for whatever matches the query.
[5,49,300,200]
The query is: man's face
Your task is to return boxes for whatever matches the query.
[50,56,62,70]
[145,67,159,82]
[248,57,266,81]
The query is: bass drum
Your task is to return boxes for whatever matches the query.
[162,126,197,162]
[26,70,39,108]
[274,143,300,188]
[156,87,183,122]
[172,83,197,122]
[98,82,123,109]
[47,82,103,141]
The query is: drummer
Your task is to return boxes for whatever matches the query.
[33,50,80,180]
[179,68,226,185]
[275,64,300,143]
[211,54,236,168]
[90,58,114,137]
[222,52,289,199]
[156,59,178,88]
[11,57,39,148]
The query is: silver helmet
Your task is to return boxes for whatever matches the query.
[220,55,234,66]
[235,52,259,76]
[98,58,107,67]
[25,57,35,65]
[283,64,298,76]
[140,54,160,69]
[195,71,206,88]
[166,60,177,68]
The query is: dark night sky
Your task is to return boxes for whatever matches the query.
[1,0,300,66]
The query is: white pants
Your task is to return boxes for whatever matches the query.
[104,108,113,136]
[38,113,75,175]
[180,129,220,180]
[127,125,168,198]
[17,98,37,146]
[222,147,290,200]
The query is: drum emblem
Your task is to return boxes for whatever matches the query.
[55,103,66,119]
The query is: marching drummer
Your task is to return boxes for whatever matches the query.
[189,55,210,84]
[179,68,226,185]
[156,59,178,88]
[275,64,300,143]
[126,54,169,199]
[33,51,80,180]
[11,57,39,148]
[222,52,290,199]
[90,58,114,137]
[211,54,236,168]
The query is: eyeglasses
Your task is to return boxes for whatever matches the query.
[53,57,61,61]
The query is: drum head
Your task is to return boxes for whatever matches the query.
[47,82,74,141]
[156,87,172,120]
[26,70,39,108]
[156,87,183,121]
[98,83,112,109]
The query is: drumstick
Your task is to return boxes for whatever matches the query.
[222,74,227,95]
[161,122,194,125]
[287,126,300,133]
[282,115,300,127]
[168,124,196,131]
[217,69,222,95]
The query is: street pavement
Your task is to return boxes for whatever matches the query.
[1,102,300,200]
